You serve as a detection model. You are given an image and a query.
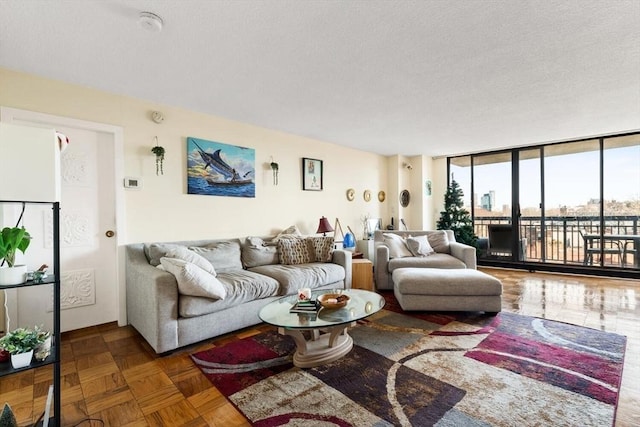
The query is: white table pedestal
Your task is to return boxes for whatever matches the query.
[279,322,356,368]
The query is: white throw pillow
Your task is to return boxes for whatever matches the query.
[160,257,226,300]
[382,233,413,258]
[165,245,217,276]
[272,224,303,243]
[406,235,435,257]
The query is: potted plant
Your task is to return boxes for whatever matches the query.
[0,326,48,369]
[151,145,165,175]
[0,226,31,285]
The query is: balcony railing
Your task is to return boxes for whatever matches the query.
[475,215,639,268]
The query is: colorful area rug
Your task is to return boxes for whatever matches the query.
[191,309,626,426]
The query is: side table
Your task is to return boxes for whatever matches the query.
[352,258,374,290]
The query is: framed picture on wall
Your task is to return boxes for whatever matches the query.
[302,157,323,191]
[186,137,255,198]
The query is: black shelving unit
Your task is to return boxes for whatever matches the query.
[0,200,60,426]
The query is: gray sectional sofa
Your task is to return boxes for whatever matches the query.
[126,236,352,353]
[374,230,477,290]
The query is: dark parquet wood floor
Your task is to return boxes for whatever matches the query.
[1,268,638,426]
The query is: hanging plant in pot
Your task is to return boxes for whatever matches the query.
[0,326,48,369]
[151,145,165,175]
[0,226,31,286]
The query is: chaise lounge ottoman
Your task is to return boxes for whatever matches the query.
[392,268,502,314]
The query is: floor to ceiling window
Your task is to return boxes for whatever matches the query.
[449,131,640,277]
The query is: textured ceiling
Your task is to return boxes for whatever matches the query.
[1,0,639,157]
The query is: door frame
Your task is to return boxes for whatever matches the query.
[0,106,127,326]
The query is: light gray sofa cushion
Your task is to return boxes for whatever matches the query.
[242,236,279,268]
[189,240,243,272]
[179,270,280,317]
[249,263,345,295]
[146,243,183,266]
[424,230,450,254]
[144,239,244,272]
[393,268,502,296]
[388,253,466,271]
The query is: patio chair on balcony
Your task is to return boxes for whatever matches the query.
[578,229,624,266]
[487,224,527,261]
[622,241,637,268]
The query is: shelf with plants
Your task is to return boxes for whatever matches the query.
[0,325,55,376]
[0,275,56,289]
[0,200,60,426]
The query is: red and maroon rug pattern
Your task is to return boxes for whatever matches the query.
[191,306,626,426]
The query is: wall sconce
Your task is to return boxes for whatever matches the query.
[403,162,413,170]
[270,156,279,185]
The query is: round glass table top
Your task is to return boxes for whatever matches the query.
[259,289,385,329]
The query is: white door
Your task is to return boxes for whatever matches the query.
[0,107,125,332]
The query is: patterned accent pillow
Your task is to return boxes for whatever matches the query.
[277,238,312,265]
[307,236,335,262]
[406,235,435,257]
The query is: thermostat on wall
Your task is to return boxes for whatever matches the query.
[124,177,142,189]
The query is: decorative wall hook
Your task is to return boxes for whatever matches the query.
[151,136,165,175]
[270,156,279,185]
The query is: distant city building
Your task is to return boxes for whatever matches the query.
[480,191,495,211]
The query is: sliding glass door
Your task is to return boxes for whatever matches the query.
[473,152,514,261]
[449,131,640,275]
[603,135,640,269]
[518,149,542,262]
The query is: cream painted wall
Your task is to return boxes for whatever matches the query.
[432,157,449,225]
[0,68,390,242]
[382,154,439,231]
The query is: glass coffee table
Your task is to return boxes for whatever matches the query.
[259,289,385,368]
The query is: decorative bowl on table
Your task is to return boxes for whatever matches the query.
[317,293,350,309]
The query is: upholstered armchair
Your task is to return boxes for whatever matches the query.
[374,230,477,290]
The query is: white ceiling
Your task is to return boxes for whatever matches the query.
[1,0,639,157]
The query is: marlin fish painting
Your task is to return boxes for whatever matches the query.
[187,137,255,198]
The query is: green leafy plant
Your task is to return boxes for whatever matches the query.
[0,326,48,355]
[0,226,31,267]
[151,145,165,175]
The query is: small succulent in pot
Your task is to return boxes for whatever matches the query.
[0,326,48,355]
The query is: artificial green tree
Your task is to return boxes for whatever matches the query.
[436,179,478,248]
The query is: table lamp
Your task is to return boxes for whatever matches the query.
[316,216,334,236]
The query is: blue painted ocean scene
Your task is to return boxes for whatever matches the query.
[187,137,255,198]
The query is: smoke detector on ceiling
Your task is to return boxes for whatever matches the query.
[138,12,163,33]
